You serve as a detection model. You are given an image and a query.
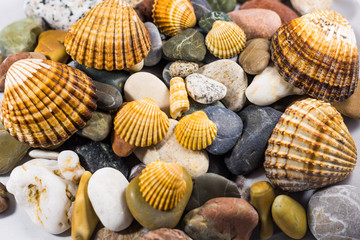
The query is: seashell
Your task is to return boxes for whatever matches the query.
[139,160,186,211]
[205,20,247,59]
[113,98,169,147]
[271,10,359,102]
[175,110,217,150]
[264,98,357,192]
[64,0,151,71]
[1,59,97,148]
[152,0,196,37]
[170,77,190,119]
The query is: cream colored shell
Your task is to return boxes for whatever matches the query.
[170,77,190,119]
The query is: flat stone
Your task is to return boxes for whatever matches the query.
[169,60,199,78]
[207,0,236,12]
[308,185,360,240]
[204,106,243,155]
[225,105,282,175]
[238,38,270,75]
[94,223,148,240]
[144,22,162,67]
[143,229,191,240]
[93,81,123,111]
[190,0,213,20]
[290,0,332,15]
[77,111,112,141]
[199,11,233,33]
[34,30,68,63]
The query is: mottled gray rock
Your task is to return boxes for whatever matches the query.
[144,22,162,67]
[93,81,123,111]
[169,61,199,78]
[199,11,233,33]
[190,0,213,20]
[77,111,112,141]
[207,0,236,12]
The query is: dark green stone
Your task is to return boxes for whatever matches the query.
[207,0,236,12]
[199,11,233,32]
[77,111,112,142]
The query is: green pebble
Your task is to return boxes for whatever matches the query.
[199,11,233,33]
[207,0,236,13]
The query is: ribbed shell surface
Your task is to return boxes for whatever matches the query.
[170,77,189,119]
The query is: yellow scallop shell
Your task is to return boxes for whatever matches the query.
[64,0,151,71]
[0,59,97,148]
[205,20,247,59]
[152,0,196,37]
[170,77,189,119]
[113,98,169,147]
[175,110,217,150]
[139,161,186,211]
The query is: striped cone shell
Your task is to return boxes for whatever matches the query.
[170,77,189,119]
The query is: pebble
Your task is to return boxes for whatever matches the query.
[199,11,233,33]
[240,0,299,24]
[183,197,258,240]
[126,168,193,230]
[162,62,173,88]
[245,65,304,106]
[34,30,68,63]
[0,182,9,213]
[197,59,248,112]
[0,52,46,91]
[290,0,333,15]
[162,29,206,62]
[124,59,144,73]
[169,60,199,78]
[207,0,236,12]
[128,163,146,182]
[143,228,192,240]
[57,150,85,183]
[184,98,226,117]
[225,105,282,175]
[77,111,112,142]
[28,149,59,160]
[0,121,30,174]
[228,9,281,40]
[88,167,133,232]
[185,73,227,104]
[93,81,123,111]
[24,0,103,30]
[272,195,307,239]
[94,223,148,240]
[134,119,209,178]
[190,0,213,20]
[0,17,44,57]
[135,0,154,21]
[238,38,270,75]
[203,49,238,64]
[308,185,360,240]
[7,159,78,234]
[112,131,137,157]
[124,72,170,116]
[331,78,360,119]
[186,173,241,212]
[204,106,243,155]
[207,153,231,177]
[144,22,162,67]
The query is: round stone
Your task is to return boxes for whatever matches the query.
[144,22,162,67]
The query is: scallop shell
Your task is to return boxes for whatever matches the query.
[152,0,196,37]
[205,20,247,59]
[113,98,169,147]
[139,161,186,211]
[264,98,357,192]
[175,111,217,150]
[64,0,151,71]
[271,9,359,102]
[170,77,189,119]
[0,59,97,148]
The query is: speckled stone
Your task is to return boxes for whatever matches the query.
[308,185,360,240]
[93,81,123,111]
[94,222,148,240]
[169,60,199,78]
[77,111,112,142]
[190,0,213,20]
[144,22,162,67]
[199,11,233,33]
[207,0,236,12]
[143,229,192,240]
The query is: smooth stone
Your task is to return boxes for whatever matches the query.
[111,131,137,157]
[308,185,360,240]
[238,38,270,75]
[57,150,85,183]
[28,149,59,160]
[203,48,238,64]
[144,22,162,67]
[225,105,282,175]
[331,78,360,119]
[162,62,173,88]
[228,9,281,39]
[0,182,9,213]
[186,73,227,104]
[199,11,233,33]
[94,223,148,240]
[291,0,332,15]
[184,98,225,117]
[190,0,213,20]
[0,122,30,174]
[34,30,68,63]
[197,60,248,112]
[126,171,193,230]
[135,0,154,21]
[207,153,231,178]
[240,0,299,24]
[163,29,206,62]
[124,72,170,116]
[88,168,133,232]
[186,173,241,212]
[68,60,130,94]
[169,60,199,78]
[204,106,243,155]
[77,111,112,141]
[272,195,307,239]
[207,0,236,12]
[93,81,123,111]
[0,17,44,57]
[24,0,103,30]
[134,119,209,178]
[128,163,146,182]
[0,52,46,91]
[143,229,191,240]
[183,197,258,240]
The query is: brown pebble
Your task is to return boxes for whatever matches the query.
[143,228,192,240]
[111,131,137,157]
[0,182,9,213]
[135,0,154,21]
[331,81,360,119]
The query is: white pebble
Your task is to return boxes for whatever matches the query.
[290,0,332,15]
[57,150,85,183]
[28,149,59,160]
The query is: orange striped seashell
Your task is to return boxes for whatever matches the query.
[113,98,169,147]
[64,0,151,71]
[0,59,97,148]
[139,161,186,211]
[170,77,189,119]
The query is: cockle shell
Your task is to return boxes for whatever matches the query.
[113,98,169,147]
[1,59,97,148]
[205,20,247,59]
[271,10,359,102]
[264,98,357,192]
[139,161,186,211]
[152,0,196,37]
[170,77,189,119]
[64,0,151,71]
[175,110,217,150]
